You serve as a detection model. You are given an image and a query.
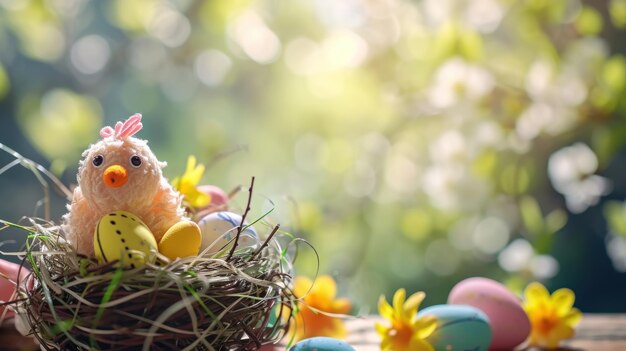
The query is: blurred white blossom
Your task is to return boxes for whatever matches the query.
[606,235,626,272]
[498,239,559,279]
[530,255,560,280]
[147,8,191,48]
[498,238,534,272]
[427,57,494,110]
[70,35,110,75]
[422,164,488,211]
[429,130,469,163]
[517,60,587,140]
[194,49,232,87]
[229,10,281,64]
[548,143,611,213]
[473,217,510,255]
[423,0,505,33]
[385,153,420,193]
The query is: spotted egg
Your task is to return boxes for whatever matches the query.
[93,211,157,268]
[197,211,259,254]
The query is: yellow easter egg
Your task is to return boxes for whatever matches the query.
[93,211,158,268]
[158,221,201,260]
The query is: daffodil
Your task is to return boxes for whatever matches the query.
[375,289,437,351]
[291,275,352,341]
[523,282,582,349]
[172,155,211,208]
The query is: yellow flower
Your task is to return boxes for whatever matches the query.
[375,289,437,351]
[523,282,583,349]
[172,155,211,208]
[291,275,352,341]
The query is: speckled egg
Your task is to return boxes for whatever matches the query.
[289,337,356,351]
[197,211,259,254]
[448,277,531,350]
[93,211,157,268]
[418,304,492,351]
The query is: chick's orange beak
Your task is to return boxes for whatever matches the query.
[103,165,128,188]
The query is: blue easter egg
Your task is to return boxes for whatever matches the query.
[289,337,356,351]
[418,304,492,351]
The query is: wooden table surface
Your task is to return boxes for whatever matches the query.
[2,314,625,350]
[340,314,626,351]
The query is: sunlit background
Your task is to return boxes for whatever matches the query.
[1,0,626,313]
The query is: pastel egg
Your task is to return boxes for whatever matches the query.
[289,337,356,351]
[418,304,492,351]
[197,211,259,253]
[158,221,202,260]
[198,185,229,208]
[93,211,157,268]
[448,277,531,350]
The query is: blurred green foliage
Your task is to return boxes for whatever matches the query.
[1,0,626,312]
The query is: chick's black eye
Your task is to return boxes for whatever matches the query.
[92,155,104,167]
[130,155,142,168]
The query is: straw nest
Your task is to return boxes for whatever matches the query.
[13,219,294,351]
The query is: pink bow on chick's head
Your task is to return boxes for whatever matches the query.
[100,114,143,140]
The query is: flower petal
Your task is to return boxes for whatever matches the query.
[393,289,407,319]
[527,330,541,347]
[289,275,352,343]
[332,297,352,314]
[414,315,438,339]
[293,276,313,298]
[314,275,338,301]
[327,319,348,339]
[380,335,392,350]
[404,291,426,316]
[563,307,582,327]
[179,180,197,197]
[186,188,211,207]
[525,282,550,306]
[375,322,389,336]
[551,288,575,316]
[409,336,435,351]
[545,324,574,348]
[378,295,394,320]
[188,164,205,185]
[185,155,197,175]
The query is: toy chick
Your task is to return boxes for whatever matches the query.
[62,114,201,261]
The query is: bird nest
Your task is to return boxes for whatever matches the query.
[0,144,298,350]
[12,218,294,351]
[0,172,296,351]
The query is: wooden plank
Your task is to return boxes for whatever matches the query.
[562,314,626,351]
[286,315,626,351]
[2,314,626,350]
[341,315,626,351]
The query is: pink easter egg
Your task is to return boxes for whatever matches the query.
[0,259,31,317]
[198,185,229,207]
[448,277,530,350]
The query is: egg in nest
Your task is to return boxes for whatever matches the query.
[197,211,259,254]
[93,211,158,268]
